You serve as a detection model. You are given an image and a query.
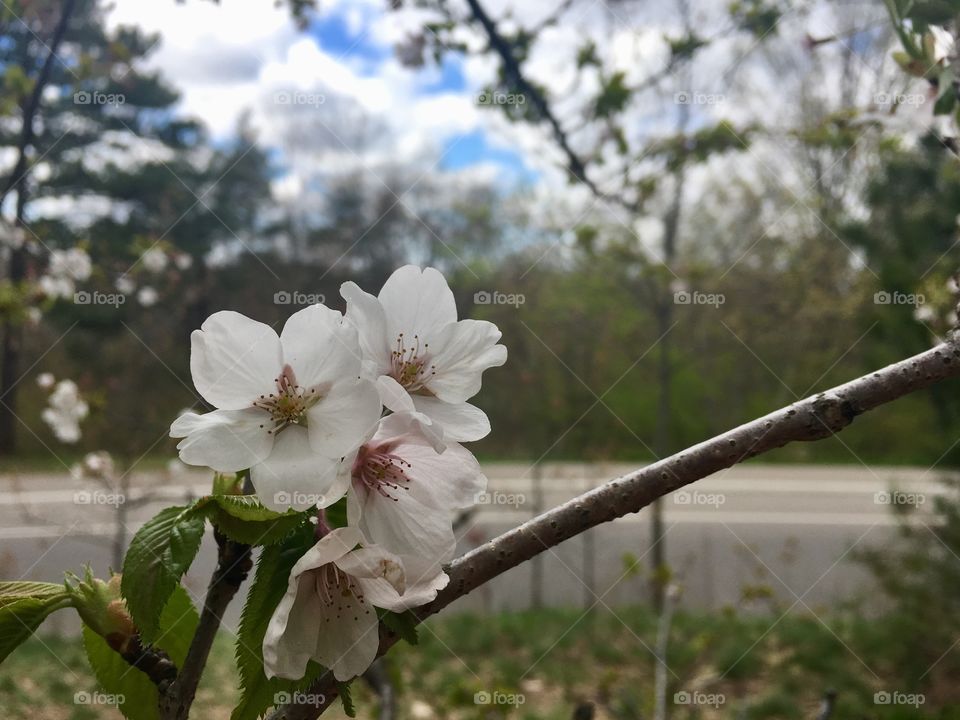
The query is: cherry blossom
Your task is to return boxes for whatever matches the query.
[346,413,487,561]
[262,527,447,681]
[41,379,88,443]
[341,265,506,451]
[170,305,380,511]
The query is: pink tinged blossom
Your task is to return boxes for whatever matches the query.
[169,306,381,511]
[346,413,487,562]
[262,527,448,682]
[341,265,506,451]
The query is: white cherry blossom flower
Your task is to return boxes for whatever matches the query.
[48,247,92,282]
[346,413,487,561]
[341,265,506,450]
[170,306,381,511]
[42,379,88,443]
[36,372,55,389]
[137,286,159,307]
[263,526,447,681]
[140,248,168,273]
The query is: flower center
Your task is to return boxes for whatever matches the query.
[389,333,435,393]
[252,364,321,434]
[352,443,411,501]
[313,564,366,612]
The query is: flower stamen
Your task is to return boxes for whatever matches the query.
[252,364,321,434]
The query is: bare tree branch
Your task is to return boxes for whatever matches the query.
[275,335,960,718]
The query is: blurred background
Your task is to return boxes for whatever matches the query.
[3,0,960,717]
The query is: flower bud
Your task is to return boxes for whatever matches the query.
[65,568,136,653]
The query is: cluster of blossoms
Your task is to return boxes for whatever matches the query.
[39,247,92,300]
[39,375,89,443]
[170,266,506,681]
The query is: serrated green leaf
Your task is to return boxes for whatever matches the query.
[232,524,323,720]
[121,505,206,641]
[82,584,198,720]
[0,581,67,608]
[196,495,304,546]
[338,680,356,717]
[0,593,71,663]
[379,609,419,646]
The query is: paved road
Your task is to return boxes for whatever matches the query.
[0,463,951,632]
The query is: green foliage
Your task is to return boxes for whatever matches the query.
[121,505,205,641]
[379,609,420,646]
[0,585,71,663]
[194,495,305,546]
[82,584,198,720]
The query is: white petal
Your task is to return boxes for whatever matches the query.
[263,572,323,680]
[312,587,380,681]
[190,311,282,410]
[341,281,391,375]
[358,555,449,612]
[378,266,457,341]
[291,527,365,575]
[335,546,405,594]
[410,396,491,442]
[250,427,342,511]
[375,379,445,452]
[425,319,507,403]
[280,304,363,389]
[306,378,381,457]
[170,409,273,472]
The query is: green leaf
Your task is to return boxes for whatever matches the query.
[338,680,356,718]
[82,584,198,720]
[196,495,304,546]
[935,66,957,114]
[0,592,71,663]
[0,581,67,608]
[121,505,206,641]
[379,609,419,646]
[233,523,324,720]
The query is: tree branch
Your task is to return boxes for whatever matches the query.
[159,528,252,720]
[275,335,960,718]
[117,633,179,694]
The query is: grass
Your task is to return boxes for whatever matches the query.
[2,606,959,719]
